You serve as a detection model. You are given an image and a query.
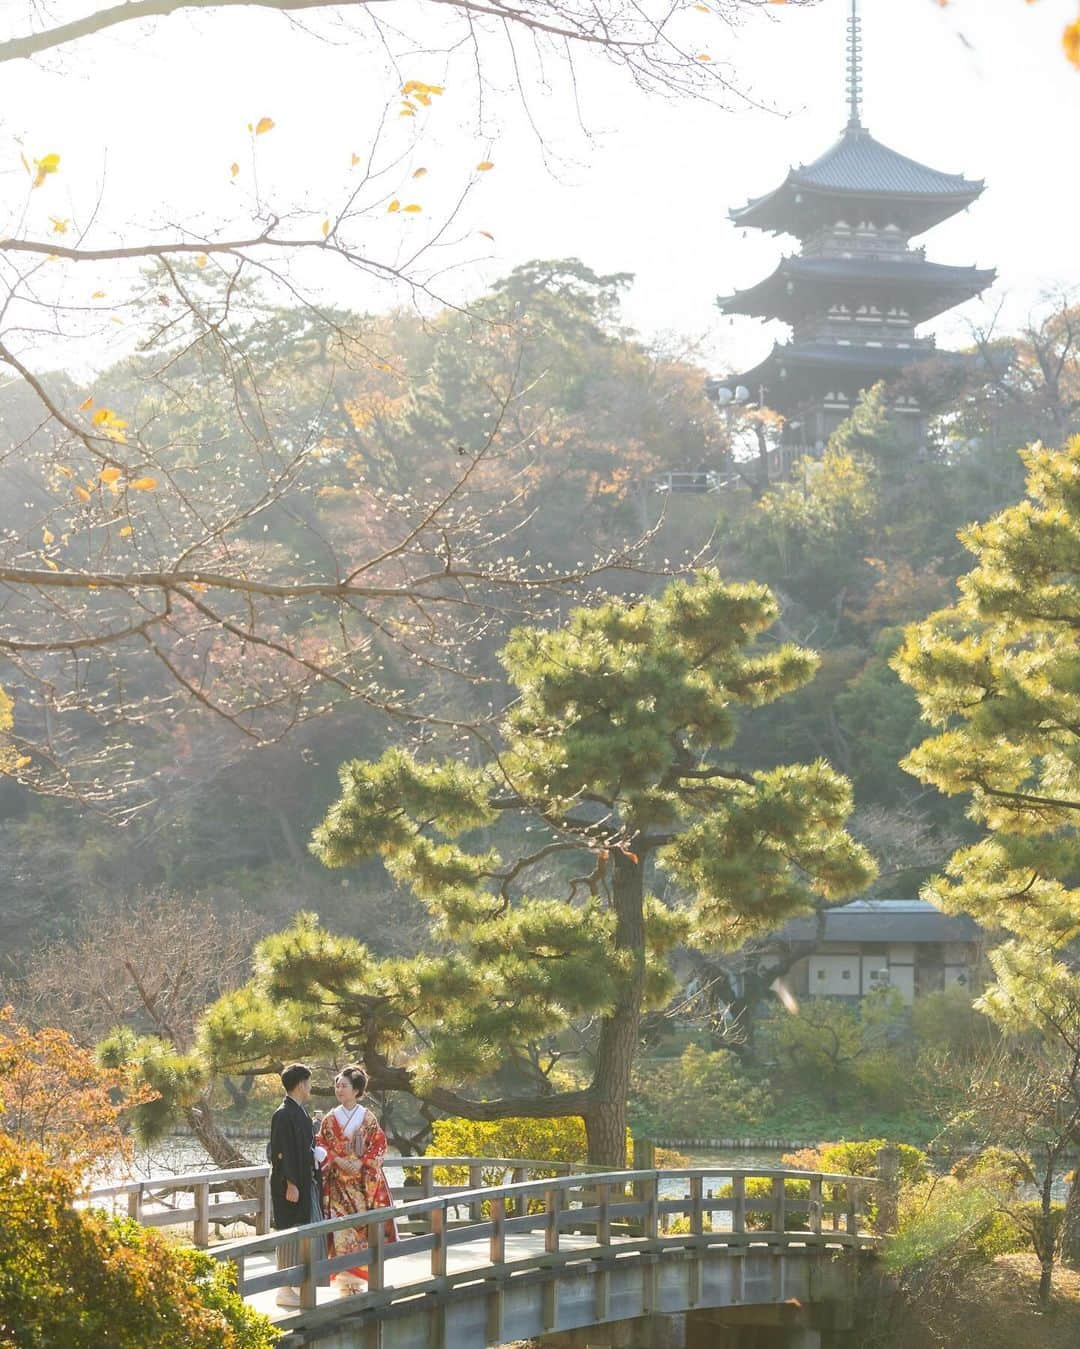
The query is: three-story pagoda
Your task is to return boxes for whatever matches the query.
[713,0,994,451]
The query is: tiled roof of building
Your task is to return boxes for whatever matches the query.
[730,127,984,233]
[789,128,982,197]
[729,339,958,390]
[782,899,982,945]
[717,256,995,317]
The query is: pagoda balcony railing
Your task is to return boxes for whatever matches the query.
[802,236,927,263]
[791,329,937,351]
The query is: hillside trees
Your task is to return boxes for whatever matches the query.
[0,0,784,810]
[0,261,727,952]
[193,571,874,1164]
[893,436,1080,1259]
[16,892,261,1167]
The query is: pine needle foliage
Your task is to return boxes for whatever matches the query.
[202,571,874,1161]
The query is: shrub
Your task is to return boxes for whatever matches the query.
[630,1045,773,1138]
[782,1138,929,1187]
[425,1115,633,1187]
[0,1135,276,1349]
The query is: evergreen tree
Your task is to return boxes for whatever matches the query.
[201,571,874,1163]
[893,437,1080,1255]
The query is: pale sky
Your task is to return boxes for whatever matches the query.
[2,0,1078,378]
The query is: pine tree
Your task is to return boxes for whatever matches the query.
[202,571,874,1164]
[893,437,1080,1257]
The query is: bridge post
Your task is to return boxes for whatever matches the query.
[771,1175,785,1235]
[875,1145,900,1235]
[430,1204,447,1279]
[643,1175,659,1241]
[545,1185,561,1254]
[598,1181,612,1245]
[689,1175,703,1236]
[731,1175,746,1235]
[299,1232,316,1310]
[368,1216,385,1293]
[193,1182,210,1247]
[127,1186,142,1223]
[808,1175,823,1236]
[489,1194,506,1264]
[844,1180,859,1235]
[469,1163,483,1221]
[511,1165,527,1217]
[256,1171,271,1236]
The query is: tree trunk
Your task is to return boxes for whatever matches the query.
[1038,1258,1054,1309]
[1062,1171,1080,1267]
[184,1094,252,1170]
[584,848,646,1168]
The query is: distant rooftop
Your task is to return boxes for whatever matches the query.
[782,898,982,946]
[730,126,984,236]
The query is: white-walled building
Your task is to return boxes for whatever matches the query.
[780,899,982,1005]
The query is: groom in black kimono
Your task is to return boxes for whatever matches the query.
[269,1062,324,1307]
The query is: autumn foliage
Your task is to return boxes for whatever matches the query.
[0,1005,149,1176]
[0,1134,276,1349]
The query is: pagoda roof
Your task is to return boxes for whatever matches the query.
[731,126,984,236]
[728,340,960,393]
[718,255,996,321]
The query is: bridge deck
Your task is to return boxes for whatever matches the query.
[248,1230,613,1324]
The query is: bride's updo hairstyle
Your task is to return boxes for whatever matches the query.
[338,1064,369,1098]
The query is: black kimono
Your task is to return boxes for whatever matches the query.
[269,1094,323,1230]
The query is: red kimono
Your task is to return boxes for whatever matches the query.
[317,1106,398,1286]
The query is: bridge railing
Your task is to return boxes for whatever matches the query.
[81,1155,598,1245]
[206,1166,885,1321]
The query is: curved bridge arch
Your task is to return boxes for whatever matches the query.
[199,1163,884,1348]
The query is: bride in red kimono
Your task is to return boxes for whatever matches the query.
[317,1064,398,1294]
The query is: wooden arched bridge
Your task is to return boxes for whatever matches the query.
[87,1156,887,1348]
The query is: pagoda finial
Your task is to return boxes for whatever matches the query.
[846,0,863,129]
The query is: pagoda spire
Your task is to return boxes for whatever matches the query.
[846,0,863,129]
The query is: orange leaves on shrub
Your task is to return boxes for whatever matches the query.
[0,1006,153,1176]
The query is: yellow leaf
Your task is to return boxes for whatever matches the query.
[351,153,361,167]
[387,199,401,213]
[321,219,331,236]
[475,161,494,171]
[56,465,74,479]
[74,485,91,502]
[79,395,94,411]
[42,528,54,545]
[110,316,124,325]
[49,216,69,235]
[693,3,709,10]
[12,754,30,769]
[1065,20,1080,68]
[31,152,60,189]
[478,230,494,241]
[697,52,712,61]
[188,582,209,593]
[42,556,59,572]
[195,255,209,268]
[255,117,275,135]
[118,525,133,537]
[399,105,416,118]
[403,203,422,213]
[100,466,122,485]
[130,477,158,491]
[230,162,240,177]
[91,290,105,300]
[412,167,428,179]
[91,408,111,425]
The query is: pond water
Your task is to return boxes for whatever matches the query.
[104,1138,789,1191]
